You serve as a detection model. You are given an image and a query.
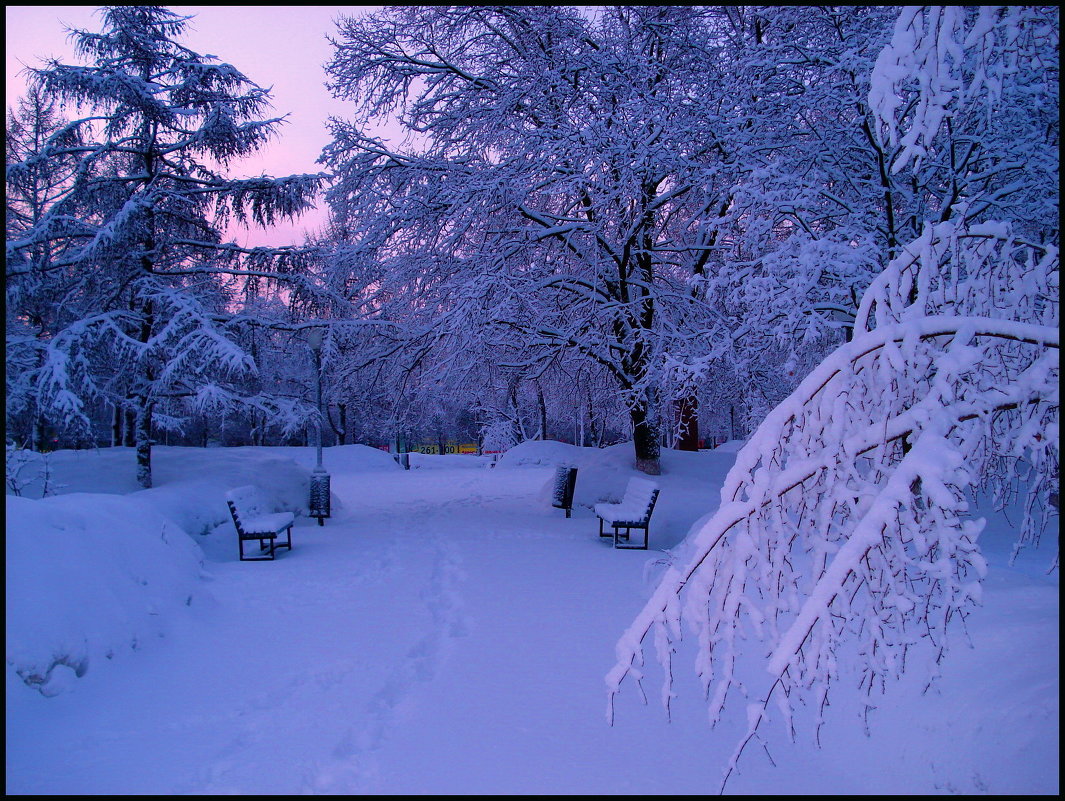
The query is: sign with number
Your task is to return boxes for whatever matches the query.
[406,442,480,454]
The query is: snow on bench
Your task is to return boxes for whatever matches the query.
[225,485,295,562]
[594,476,660,550]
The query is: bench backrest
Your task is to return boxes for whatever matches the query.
[551,465,578,508]
[225,485,269,526]
[622,476,660,520]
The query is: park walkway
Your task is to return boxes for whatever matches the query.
[7,466,723,794]
[7,463,1056,794]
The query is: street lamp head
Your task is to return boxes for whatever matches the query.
[306,326,324,351]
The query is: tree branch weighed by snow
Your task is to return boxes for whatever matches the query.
[607,222,1058,791]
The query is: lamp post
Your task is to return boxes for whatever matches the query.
[306,327,330,525]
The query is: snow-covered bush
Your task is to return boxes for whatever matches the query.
[478,417,521,457]
[5,443,37,497]
[499,440,638,510]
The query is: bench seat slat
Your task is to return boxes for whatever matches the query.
[594,502,653,525]
[240,512,295,536]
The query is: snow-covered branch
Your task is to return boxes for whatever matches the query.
[608,223,1058,790]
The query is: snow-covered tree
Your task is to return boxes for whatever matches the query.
[5,87,83,450]
[694,6,1057,417]
[320,6,772,474]
[5,6,324,486]
[5,87,81,250]
[870,5,1058,225]
[696,7,896,375]
[608,6,1059,790]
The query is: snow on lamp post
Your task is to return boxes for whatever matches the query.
[306,327,330,525]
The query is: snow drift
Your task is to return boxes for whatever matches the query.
[6,493,207,697]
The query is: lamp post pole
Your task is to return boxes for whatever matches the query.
[313,343,323,471]
[307,327,330,526]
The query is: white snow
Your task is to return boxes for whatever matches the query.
[6,492,206,697]
[5,443,1059,794]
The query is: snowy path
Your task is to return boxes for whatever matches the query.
[6,464,1059,794]
[6,467,706,794]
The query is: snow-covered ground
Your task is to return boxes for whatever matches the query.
[5,442,1059,794]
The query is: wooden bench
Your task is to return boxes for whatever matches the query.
[551,466,578,518]
[595,476,660,550]
[225,485,295,561]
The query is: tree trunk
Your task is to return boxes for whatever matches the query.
[32,414,46,453]
[328,403,348,446]
[589,401,602,447]
[124,407,136,447]
[509,386,527,442]
[675,394,700,451]
[112,405,123,448]
[249,410,261,446]
[135,400,154,488]
[536,382,547,440]
[631,394,661,475]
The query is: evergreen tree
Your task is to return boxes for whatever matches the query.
[5,87,83,450]
[6,6,324,486]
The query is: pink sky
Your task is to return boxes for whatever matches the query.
[6,5,386,248]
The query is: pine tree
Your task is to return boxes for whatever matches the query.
[5,87,83,450]
[6,6,324,486]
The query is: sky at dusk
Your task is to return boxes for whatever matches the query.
[5,5,390,247]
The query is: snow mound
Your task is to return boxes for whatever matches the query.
[498,441,636,507]
[4,444,402,697]
[5,493,207,697]
[6,444,398,505]
[240,444,402,474]
[495,439,591,468]
[408,452,494,469]
[133,455,311,535]
[711,439,747,453]
[5,446,331,535]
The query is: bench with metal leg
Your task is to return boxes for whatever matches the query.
[225,485,295,561]
[594,477,659,550]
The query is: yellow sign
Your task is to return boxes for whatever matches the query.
[411,442,479,454]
